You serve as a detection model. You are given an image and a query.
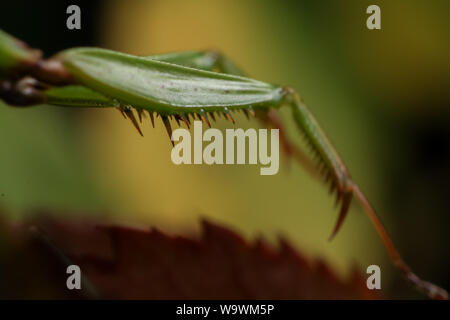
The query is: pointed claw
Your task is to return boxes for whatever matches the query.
[161,116,174,146]
[328,190,353,241]
[124,108,144,136]
[149,112,155,128]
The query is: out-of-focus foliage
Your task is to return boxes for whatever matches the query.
[0,101,112,216]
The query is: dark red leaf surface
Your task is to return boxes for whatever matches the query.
[27,217,379,299]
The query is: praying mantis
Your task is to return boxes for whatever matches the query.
[0,29,447,299]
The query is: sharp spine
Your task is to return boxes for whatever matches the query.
[174,115,181,127]
[149,112,155,128]
[181,114,190,128]
[248,106,256,117]
[242,109,250,120]
[117,107,127,119]
[199,109,211,127]
[223,107,235,124]
[123,107,143,136]
[137,109,144,123]
[161,115,174,146]
[208,112,216,122]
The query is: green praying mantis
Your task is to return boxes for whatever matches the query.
[0,29,447,299]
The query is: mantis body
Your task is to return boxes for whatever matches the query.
[0,30,447,299]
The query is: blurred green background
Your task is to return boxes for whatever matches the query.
[1,0,449,298]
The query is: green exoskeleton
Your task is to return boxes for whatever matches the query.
[0,29,447,299]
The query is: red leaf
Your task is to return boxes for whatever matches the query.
[31,218,380,299]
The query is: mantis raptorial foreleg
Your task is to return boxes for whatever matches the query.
[156,51,353,240]
[0,28,447,299]
[153,50,317,174]
[147,50,247,76]
[150,50,449,299]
